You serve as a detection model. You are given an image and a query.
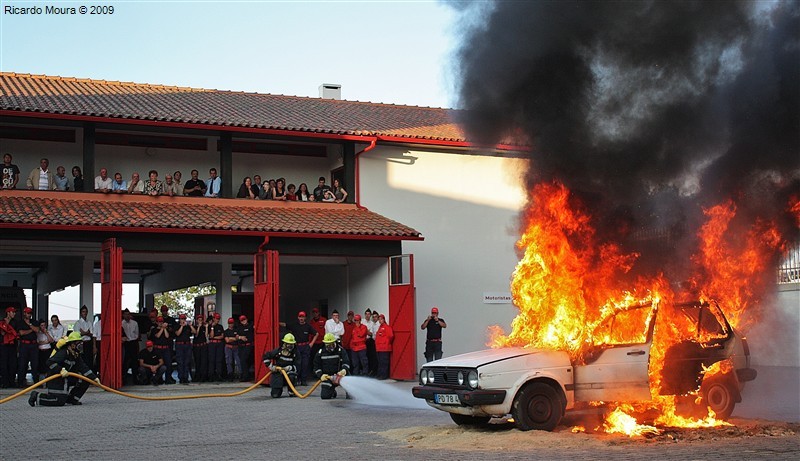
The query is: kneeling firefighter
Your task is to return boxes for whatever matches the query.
[29,331,99,407]
[262,333,301,398]
[313,333,350,399]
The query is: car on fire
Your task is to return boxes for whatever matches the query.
[412,300,757,431]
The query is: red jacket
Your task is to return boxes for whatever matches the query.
[375,323,394,352]
[349,324,368,352]
[310,316,326,339]
[341,320,355,349]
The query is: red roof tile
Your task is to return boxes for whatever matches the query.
[0,191,422,239]
[0,72,466,142]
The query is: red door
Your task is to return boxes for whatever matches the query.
[253,249,279,381]
[388,254,416,380]
[100,238,123,389]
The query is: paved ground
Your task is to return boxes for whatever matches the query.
[0,366,797,460]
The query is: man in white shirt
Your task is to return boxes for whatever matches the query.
[324,310,345,342]
[128,172,144,194]
[73,305,94,367]
[205,168,221,198]
[92,314,102,373]
[94,168,113,193]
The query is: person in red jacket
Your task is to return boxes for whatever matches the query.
[309,308,327,360]
[349,315,369,375]
[341,310,355,365]
[374,314,394,380]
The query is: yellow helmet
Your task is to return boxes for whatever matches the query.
[282,333,296,344]
[65,331,83,343]
[322,333,336,344]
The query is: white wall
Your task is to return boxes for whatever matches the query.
[359,145,528,365]
[746,284,800,367]
[347,257,390,315]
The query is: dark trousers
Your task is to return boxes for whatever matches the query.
[208,342,224,379]
[0,344,16,387]
[93,340,101,374]
[377,351,391,380]
[17,343,38,386]
[351,349,368,376]
[269,371,296,397]
[122,341,139,382]
[38,348,51,377]
[175,344,192,383]
[296,344,311,384]
[366,338,378,376]
[81,341,93,372]
[424,340,443,362]
[36,374,91,406]
[238,345,253,381]
[155,347,173,382]
[192,343,209,381]
[320,380,339,399]
[138,365,166,384]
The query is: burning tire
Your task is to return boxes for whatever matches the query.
[512,382,563,431]
[449,413,491,426]
[701,378,736,420]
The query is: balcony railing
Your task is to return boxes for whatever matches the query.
[778,244,800,284]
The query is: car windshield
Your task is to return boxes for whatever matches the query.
[671,301,730,345]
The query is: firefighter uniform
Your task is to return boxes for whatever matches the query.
[262,334,301,398]
[12,308,39,387]
[313,333,350,399]
[29,332,98,407]
[173,314,192,384]
[191,315,209,382]
[0,307,19,388]
[207,315,225,381]
[236,315,254,382]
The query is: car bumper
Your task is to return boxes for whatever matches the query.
[412,385,506,406]
[736,367,757,383]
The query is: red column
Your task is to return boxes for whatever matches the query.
[388,254,416,380]
[100,239,123,389]
[253,249,279,382]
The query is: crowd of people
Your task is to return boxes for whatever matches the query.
[1,154,348,202]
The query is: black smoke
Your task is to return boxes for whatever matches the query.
[453,0,800,280]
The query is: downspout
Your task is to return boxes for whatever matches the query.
[258,235,270,252]
[354,137,378,210]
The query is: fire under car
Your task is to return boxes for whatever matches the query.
[412,300,757,431]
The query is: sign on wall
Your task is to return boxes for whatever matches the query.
[483,292,513,304]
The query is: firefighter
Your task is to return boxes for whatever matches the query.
[262,333,301,398]
[29,331,99,407]
[313,332,350,400]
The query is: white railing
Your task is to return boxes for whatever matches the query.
[778,244,800,284]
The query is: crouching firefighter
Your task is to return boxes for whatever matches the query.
[263,333,301,398]
[313,333,350,399]
[29,331,99,407]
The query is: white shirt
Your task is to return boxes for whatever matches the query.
[48,323,67,341]
[92,319,102,339]
[367,319,380,337]
[39,168,50,190]
[74,317,93,341]
[94,175,113,190]
[37,330,52,350]
[122,318,140,342]
[324,318,345,340]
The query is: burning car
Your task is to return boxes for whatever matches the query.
[412,299,756,431]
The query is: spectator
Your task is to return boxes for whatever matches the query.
[27,158,57,190]
[93,168,113,193]
[333,178,348,203]
[421,306,447,362]
[341,310,355,365]
[309,308,327,359]
[284,311,318,385]
[74,305,94,367]
[207,313,225,381]
[324,310,344,342]
[148,316,174,384]
[111,172,128,193]
[313,176,331,202]
[144,170,164,196]
[121,309,140,385]
[173,314,192,384]
[92,314,102,374]
[223,318,241,381]
[235,315,254,382]
[190,314,209,382]
[322,189,336,203]
[128,172,144,194]
[1,153,20,189]
[205,168,221,198]
[137,340,166,385]
[163,173,182,197]
[71,166,84,192]
[36,319,54,381]
[367,310,380,376]
[54,166,69,191]
[350,314,369,376]
[297,183,313,202]
[375,314,394,380]
[259,179,274,200]
[13,307,39,387]
[273,178,286,200]
[183,169,206,197]
[173,170,183,190]
[48,315,66,342]
[236,176,257,199]
[1,307,19,388]
[252,175,263,198]
[286,183,297,201]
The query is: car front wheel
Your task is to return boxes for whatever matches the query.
[701,378,736,420]
[512,382,563,431]
[449,413,491,426]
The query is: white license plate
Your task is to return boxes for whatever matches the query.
[434,393,461,405]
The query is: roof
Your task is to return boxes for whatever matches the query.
[0,72,466,143]
[0,191,422,240]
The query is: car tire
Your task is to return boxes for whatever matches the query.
[701,378,736,420]
[449,413,491,426]
[512,382,563,431]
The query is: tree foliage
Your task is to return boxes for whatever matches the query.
[153,285,217,317]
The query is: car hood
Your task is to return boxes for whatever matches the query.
[423,347,540,369]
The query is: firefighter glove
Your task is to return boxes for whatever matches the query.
[268,364,276,372]
[60,368,69,378]
[320,374,330,382]
[337,369,347,377]
[95,378,101,385]
[283,365,294,373]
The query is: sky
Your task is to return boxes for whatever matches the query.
[0,0,460,108]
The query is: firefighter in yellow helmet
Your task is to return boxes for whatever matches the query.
[262,333,301,398]
[313,333,350,399]
[29,331,99,407]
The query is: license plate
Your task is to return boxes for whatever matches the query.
[434,393,461,405]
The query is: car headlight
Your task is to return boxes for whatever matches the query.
[427,369,435,384]
[467,370,478,389]
[457,371,464,385]
[420,369,427,385]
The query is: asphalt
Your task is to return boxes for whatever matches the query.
[0,366,797,460]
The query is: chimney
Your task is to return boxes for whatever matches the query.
[319,83,342,100]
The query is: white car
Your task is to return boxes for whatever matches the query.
[412,300,756,431]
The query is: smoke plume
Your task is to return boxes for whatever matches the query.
[453,0,799,282]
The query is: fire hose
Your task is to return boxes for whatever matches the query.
[0,368,327,404]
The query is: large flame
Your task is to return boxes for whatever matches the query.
[491,181,796,437]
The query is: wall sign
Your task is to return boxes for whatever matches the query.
[483,292,512,304]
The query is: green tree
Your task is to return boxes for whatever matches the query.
[153,285,216,317]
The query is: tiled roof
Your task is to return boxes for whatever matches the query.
[0,191,422,239]
[0,72,466,142]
